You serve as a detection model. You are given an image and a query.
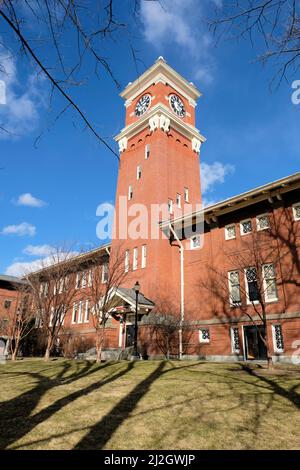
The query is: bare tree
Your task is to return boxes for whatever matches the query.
[0,0,143,152]
[145,297,194,360]
[24,247,80,361]
[199,231,283,368]
[83,244,129,363]
[210,1,300,83]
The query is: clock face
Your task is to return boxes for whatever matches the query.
[169,94,186,117]
[135,94,151,116]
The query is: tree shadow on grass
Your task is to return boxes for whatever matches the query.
[74,361,166,449]
[0,360,131,449]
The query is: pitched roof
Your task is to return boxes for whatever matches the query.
[0,274,28,285]
[117,287,155,308]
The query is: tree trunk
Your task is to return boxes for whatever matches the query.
[44,335,52,361]
[95,334,102,363]
[11,350,17,361]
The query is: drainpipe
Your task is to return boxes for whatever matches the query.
[169,224,185,360]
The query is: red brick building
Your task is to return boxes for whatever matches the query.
[1,58,300,362]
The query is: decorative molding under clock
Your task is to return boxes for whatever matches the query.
[192,137,202,154]
[149,113,170,133]
[118,137,128,153]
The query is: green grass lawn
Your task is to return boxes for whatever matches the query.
[0,359,299,450]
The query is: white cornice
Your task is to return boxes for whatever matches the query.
[121,58,202,103]
[114,103,206,145]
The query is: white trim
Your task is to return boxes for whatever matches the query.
[244,267,260,305]
[190,235,201,250]
[128,185,133,201]
[125,250,130,273]
[228,270,241,306]
[199,328,210,343]
[184,187,189,203]
[72,303,77,324]
[78,301,83,323]
[168,199,173,214]
[145,144,150,159]
[272,324,284,353]
[176,193,181,209]
[262,263,278,303]
[101,263,108,284]
[256,213,270,231]
[136,165,142,180]
[240,218,252,236]
[225,224,236,240]
[133,247,138,271]
[292,202,300,221]
[84,300,90,323]
[230,326,240,354]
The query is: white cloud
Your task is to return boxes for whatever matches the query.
[201,161,235,194]
[15,193,46,208]
[5,251,79,276]
[140,0,215,82]
[1,222,36,237]
[0,47,44,139]
[23,244,55,256]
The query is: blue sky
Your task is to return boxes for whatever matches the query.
[0,0,299,276]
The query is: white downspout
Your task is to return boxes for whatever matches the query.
[169,224,185,360]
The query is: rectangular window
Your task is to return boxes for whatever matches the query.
[231,327,240,353]
[133,247,138,271]
[87,270,93,287]
[225,224,236,240]
[245,267,260,302]
[272,324,284,353]
[84,300,90,323]
[190,235,201,250]
[128,185,133,200]
[145,144,150,159]
[240,219,252,236]
[125,250,130,272]
[142,245,147,268]
[72,303,78,324]
[81,272,87,289]
[78,301,83,323]
[256,213,270,231]
[228,271,241,305]
[176,193,181,208]
[49,307,54,327]
[58,277,64,294]
[184,187,189,203]
[136,165,142,180]
[102,263,109,283]
[168,199,173,214]
[292,203,300,221]
[199,328,210,343]
[59,308,66,326]
[263,264,278,302]
[75,273,81,290]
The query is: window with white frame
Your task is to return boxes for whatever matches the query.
[81,272,87,289]
[245,267,260,302]
[88,270,93,287]
[184,187,189,203]
[84,300,90,323]
[199,328,210,343]
[263,263,278,302]
[257,213,270,231]
[176,193,181,208]
[75,273,81,289]
[272,324,284,353]
[225,224,236,240]
[102,263,109,283]
[231,327,240,353]
[133,247,138,271]
[72,303,78,323]
[145,144,150,159]
[59,307,66,326]
[49,308,54,327]
[137,165,142,180]
[292,203,300,221]
[190,235,201,249]
[58,277,64,294]
[240,219,252,236]
[128,185,133,201]
[228,271,241,305]
[142,245,147,268]
[125,250,130,272]
[168,199,173,214]
[78,301,83,323]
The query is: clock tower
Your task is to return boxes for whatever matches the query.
[112,57,205,304]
